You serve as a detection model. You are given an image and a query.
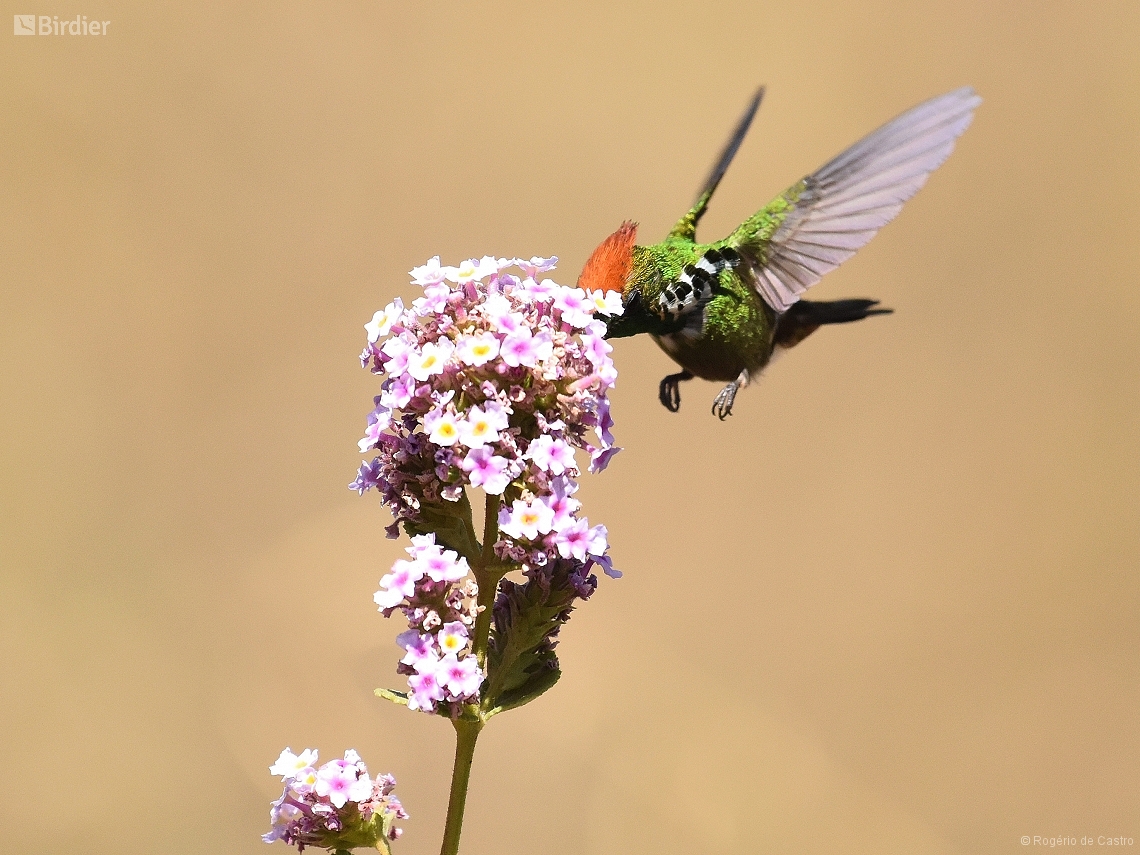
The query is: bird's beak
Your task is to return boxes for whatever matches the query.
[603,290,642,340]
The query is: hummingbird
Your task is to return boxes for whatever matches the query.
[578,87,981,418]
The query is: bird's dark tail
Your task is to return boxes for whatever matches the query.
[773,299,892,350]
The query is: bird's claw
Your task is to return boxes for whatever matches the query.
[659,371,693,412]
[711,382,738,420]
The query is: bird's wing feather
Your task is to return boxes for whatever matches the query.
[669,87,765,242]
[732,87,981,313]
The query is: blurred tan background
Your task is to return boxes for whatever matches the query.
[2,2,1137,853]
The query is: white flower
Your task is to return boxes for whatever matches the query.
[445,257,498,284]
[407,339,454,381]
[410,256,453,286]
[365,298,405,343]
[269,747,318,779]
[456,330,501,367]
[425,406,463,446]
[587,288,624,316]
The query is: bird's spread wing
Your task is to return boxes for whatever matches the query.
[731,87,981,313]
[669,87,765,242]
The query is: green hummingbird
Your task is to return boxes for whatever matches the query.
[578,87,981,418]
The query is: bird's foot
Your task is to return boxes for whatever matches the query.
[711,383,738,419]
[659,370,694,412]
[711,370,750,420]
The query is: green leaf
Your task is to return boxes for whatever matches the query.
[402,490,480,561]
[486,667,560,718]
[375,687,409,706]
[482,562,591,715]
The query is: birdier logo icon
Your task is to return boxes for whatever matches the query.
[13,15,109,35]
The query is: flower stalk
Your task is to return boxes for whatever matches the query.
[471,492,502,671]
[439,718,484,855]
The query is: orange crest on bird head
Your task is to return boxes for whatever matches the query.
[577,221,637,296]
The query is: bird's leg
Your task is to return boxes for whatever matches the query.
[658,370,694,412]
[711,369,751,420]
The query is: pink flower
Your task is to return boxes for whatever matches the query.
[580,331,613,366]
[438,654,482,699]
[375,559,425,609]
[479,293,523,333]
[380,335,414,378]
[365,298,405,343]
[315,756,372,808]
[263,794,302,843]
[552,517,593,560]
[586,523,609,557]
[378,374,415,411]
[397,630,434,667]
[553,287,595,328]
[413,282,452,314]
[407,659,447,712]
[547,476,581,529]
[589,444,622,474]
[520,276,559,301]
[264,749,407,847]
[358,404,392,452]
[500,328,552,367]
[416,544,470,583]
[406,533,439,556]
[460,447,511,494]
[525,435,577,476]
[593,359,619,389]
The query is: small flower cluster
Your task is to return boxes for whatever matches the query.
[351,255,622,577]
[264,748,407,852]
[375,533,481,712]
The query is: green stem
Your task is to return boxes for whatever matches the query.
[470,492,501,670]
[478,491,500,572]
[438,492,502,855]
[439,718,483,855]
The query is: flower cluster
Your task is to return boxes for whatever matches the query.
[376,533,481,712]
[351,254,622,576]
[352,255,623,714]
[264,748,407,853]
